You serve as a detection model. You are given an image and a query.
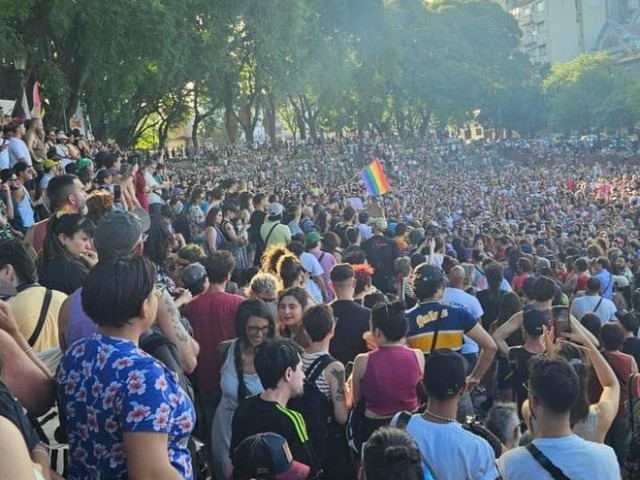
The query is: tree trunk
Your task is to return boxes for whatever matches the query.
[263,94,277,147]
[192,86,201,153]
[289,97,306,141]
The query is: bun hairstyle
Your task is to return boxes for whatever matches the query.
[362,427,423,480]
[371,300,408,342]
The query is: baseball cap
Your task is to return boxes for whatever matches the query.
[42,158,58,170]
[413,263,445,285]
[616,310,640,334]
[182,262,206,287]
[268,202,284,216]
[424,349,468,397]
[523,307,547,336]
[536,257,551,273]
[232,432,310,480]
[330,263,355,283]
[56,132,68,140]
[306,231,323,244]
[370,217,388,231]
[93,208,150,258]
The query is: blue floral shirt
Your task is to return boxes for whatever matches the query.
[56,334,195,479]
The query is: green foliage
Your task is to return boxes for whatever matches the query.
[5,0,600,145]
[543,53,640,134]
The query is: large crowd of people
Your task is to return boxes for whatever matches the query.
[0,114,639,479]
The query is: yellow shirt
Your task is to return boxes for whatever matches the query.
[9,286,67,352]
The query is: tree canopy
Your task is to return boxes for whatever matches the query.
[2,0,636,147]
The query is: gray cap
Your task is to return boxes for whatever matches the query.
[93,208,150,259]
[267,202,284,216]
[182,262,206,286]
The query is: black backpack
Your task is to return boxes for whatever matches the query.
[288,354,335,464]
[139,326,192,399]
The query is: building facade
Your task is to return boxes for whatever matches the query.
[510,0,608,64]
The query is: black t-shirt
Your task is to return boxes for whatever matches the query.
[0,381,39,452]
[329,300,371,365]
[622,336,640,368]
[508,346,538,412]
[40,257,89,295]
[231,395,319,476]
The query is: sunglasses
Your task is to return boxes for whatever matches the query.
[247,326,270,335]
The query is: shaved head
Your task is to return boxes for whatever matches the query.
[449,265,466,288]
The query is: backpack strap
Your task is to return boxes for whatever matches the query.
[526,443,571,480]
[263,222,279,246]
[305,354,335,385]
[592,296,604,314]
[28,289,52,347]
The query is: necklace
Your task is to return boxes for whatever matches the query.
[423,409,456,423]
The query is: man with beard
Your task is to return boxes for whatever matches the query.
[230,338,320,478]
[24,174,88,253]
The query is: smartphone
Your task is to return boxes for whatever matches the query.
[552,306,571,339]
[345,361,354,379]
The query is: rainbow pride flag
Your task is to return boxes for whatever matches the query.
[361,158,390,196]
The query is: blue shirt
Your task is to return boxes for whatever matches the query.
[406,302,478,353]
[594,269,613,300]
[57,334,195,479]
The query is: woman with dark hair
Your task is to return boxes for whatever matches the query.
[361,427,424,480]
[322,231,343,263]
[56,257,195,479]
[522,317,619,444]
[221,203,249,280]
[211,299,275,480]
[352,300,424,448]
[203,206,224,253]
[477,262,508,331]
[39,213,96,294]
[276,253,307,290]
[146,217,195,313]
[277,286,311,348]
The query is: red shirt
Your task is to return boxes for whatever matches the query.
[135,171,149,212]
[183,291,244,392]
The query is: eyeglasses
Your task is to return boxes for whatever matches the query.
[247,326,270,335]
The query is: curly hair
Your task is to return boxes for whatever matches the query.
[261,244,289,275]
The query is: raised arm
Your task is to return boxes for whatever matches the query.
[155,289,199,374]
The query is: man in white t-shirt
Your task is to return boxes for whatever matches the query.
[497,355,619,479]
[391,350,498,480]
[570,277,617,325]
[7,121,31,167]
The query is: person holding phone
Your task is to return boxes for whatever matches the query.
[521,315,620,444]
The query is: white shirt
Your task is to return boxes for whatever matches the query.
[8,137,31,167]
[300,252,324,303]
[570,295,617,324]
[392,414,498,480]
[497,435,619,480]
[442,287,484,355]
[144,171,163,205]
[0,140,9,169]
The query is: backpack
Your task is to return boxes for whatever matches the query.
[287,354,336,464]
[139,326,193,400]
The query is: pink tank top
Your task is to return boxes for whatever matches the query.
[361,346,422,417]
